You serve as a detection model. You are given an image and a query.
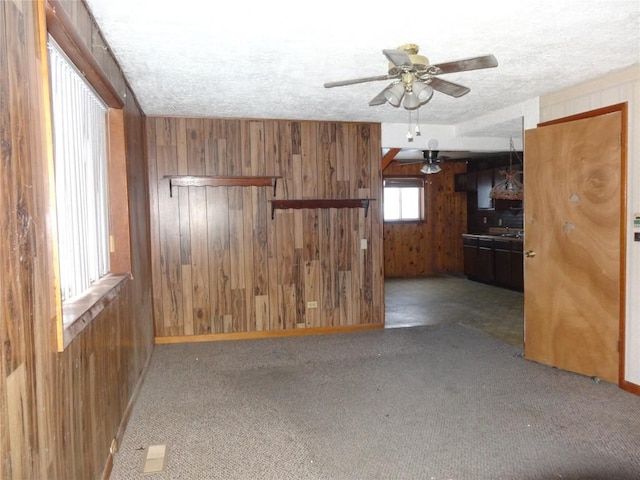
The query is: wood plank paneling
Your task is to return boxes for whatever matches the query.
[1,2,154,479]
[148,118,384,339]
[383,161,467,277]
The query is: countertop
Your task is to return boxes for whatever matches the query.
[462,228,524,242]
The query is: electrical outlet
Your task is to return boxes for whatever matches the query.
[307,301,318,309]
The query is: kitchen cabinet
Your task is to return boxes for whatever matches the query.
[462,234,523,291]
[493,239,512,287]
[477,238,495,283]
[476,169,494,209]
[463,236,478,278]
[511,241,524,290]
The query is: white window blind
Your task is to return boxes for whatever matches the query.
[48,36,110,302]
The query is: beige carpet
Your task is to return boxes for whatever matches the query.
[111,321,640,479]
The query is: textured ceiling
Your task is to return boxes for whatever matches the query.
[84,0,639,143]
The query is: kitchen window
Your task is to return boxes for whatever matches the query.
[383,177,425,222]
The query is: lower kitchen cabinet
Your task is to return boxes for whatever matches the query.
[462,234,523,291]
[493,239,512,288]
[463,239,478,278]
[511,241,524,290]
[477,239,495,283]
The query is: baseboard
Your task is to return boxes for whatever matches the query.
[101,346,155,480]
[155,323,385,344]
[620,379,640,396]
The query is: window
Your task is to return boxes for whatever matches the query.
[45,14,131,351]
[383,177,425,222]
[48,36,110,301]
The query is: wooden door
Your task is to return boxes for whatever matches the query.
[524,109,623,384]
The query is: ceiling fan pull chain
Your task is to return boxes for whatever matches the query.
[406,110,414,142]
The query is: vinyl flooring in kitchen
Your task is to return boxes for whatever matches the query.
[385,274,524,348]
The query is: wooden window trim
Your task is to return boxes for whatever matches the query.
[44,0,123,108]
[44,1,131,350]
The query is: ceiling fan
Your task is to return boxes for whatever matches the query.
[394,149,450,174]
[324,44,498,110]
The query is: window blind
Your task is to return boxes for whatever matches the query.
[48,36,110,303]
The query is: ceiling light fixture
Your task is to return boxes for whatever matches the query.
[382,72,435,111]
[383,82,405,107]
[490,138,523,200]
[420,149,442,175]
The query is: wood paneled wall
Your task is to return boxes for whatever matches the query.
[383,161,467,277]
[0,1,153,479]
[147,117,384,339]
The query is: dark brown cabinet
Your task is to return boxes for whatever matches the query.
[462,234,523,291]
[511,241,524,290]
[477,239,495,283]
[493,239,512,287]
[463,236,478,278]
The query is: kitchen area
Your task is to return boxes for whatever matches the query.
[458,151,524,292]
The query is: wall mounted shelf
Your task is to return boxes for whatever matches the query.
[164,175,279,197]
[270,199,373,219]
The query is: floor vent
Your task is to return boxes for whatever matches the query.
[141,444,168,473]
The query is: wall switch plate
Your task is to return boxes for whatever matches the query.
[360,239,367,250]
[307,301,318,308]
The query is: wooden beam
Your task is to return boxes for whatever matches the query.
[381,147,401,171]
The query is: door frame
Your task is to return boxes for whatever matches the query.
[535,102,628,388]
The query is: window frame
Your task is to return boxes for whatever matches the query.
[383,176,426,224]
[44,1,132,350]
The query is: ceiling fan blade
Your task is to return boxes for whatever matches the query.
[429,54,498,75]
[382,49,413,69]
[324,74,396,88]
[428,77,471,98]
[368,87,389,106]
[394,159,425,164]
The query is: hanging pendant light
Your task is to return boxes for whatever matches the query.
[490,138,523,200]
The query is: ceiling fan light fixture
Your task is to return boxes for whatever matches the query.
[412,82,434,104]
[420,161,441,175]
[384,83,405,107]
[403,91,420,109]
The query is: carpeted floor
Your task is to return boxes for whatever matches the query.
[111,278,639,479]
[111,277,640,480]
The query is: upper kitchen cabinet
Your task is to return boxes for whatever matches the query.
[476,169,494,210]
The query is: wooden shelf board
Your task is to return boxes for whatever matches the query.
[164,175,279,196]
[270,198,374,219]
